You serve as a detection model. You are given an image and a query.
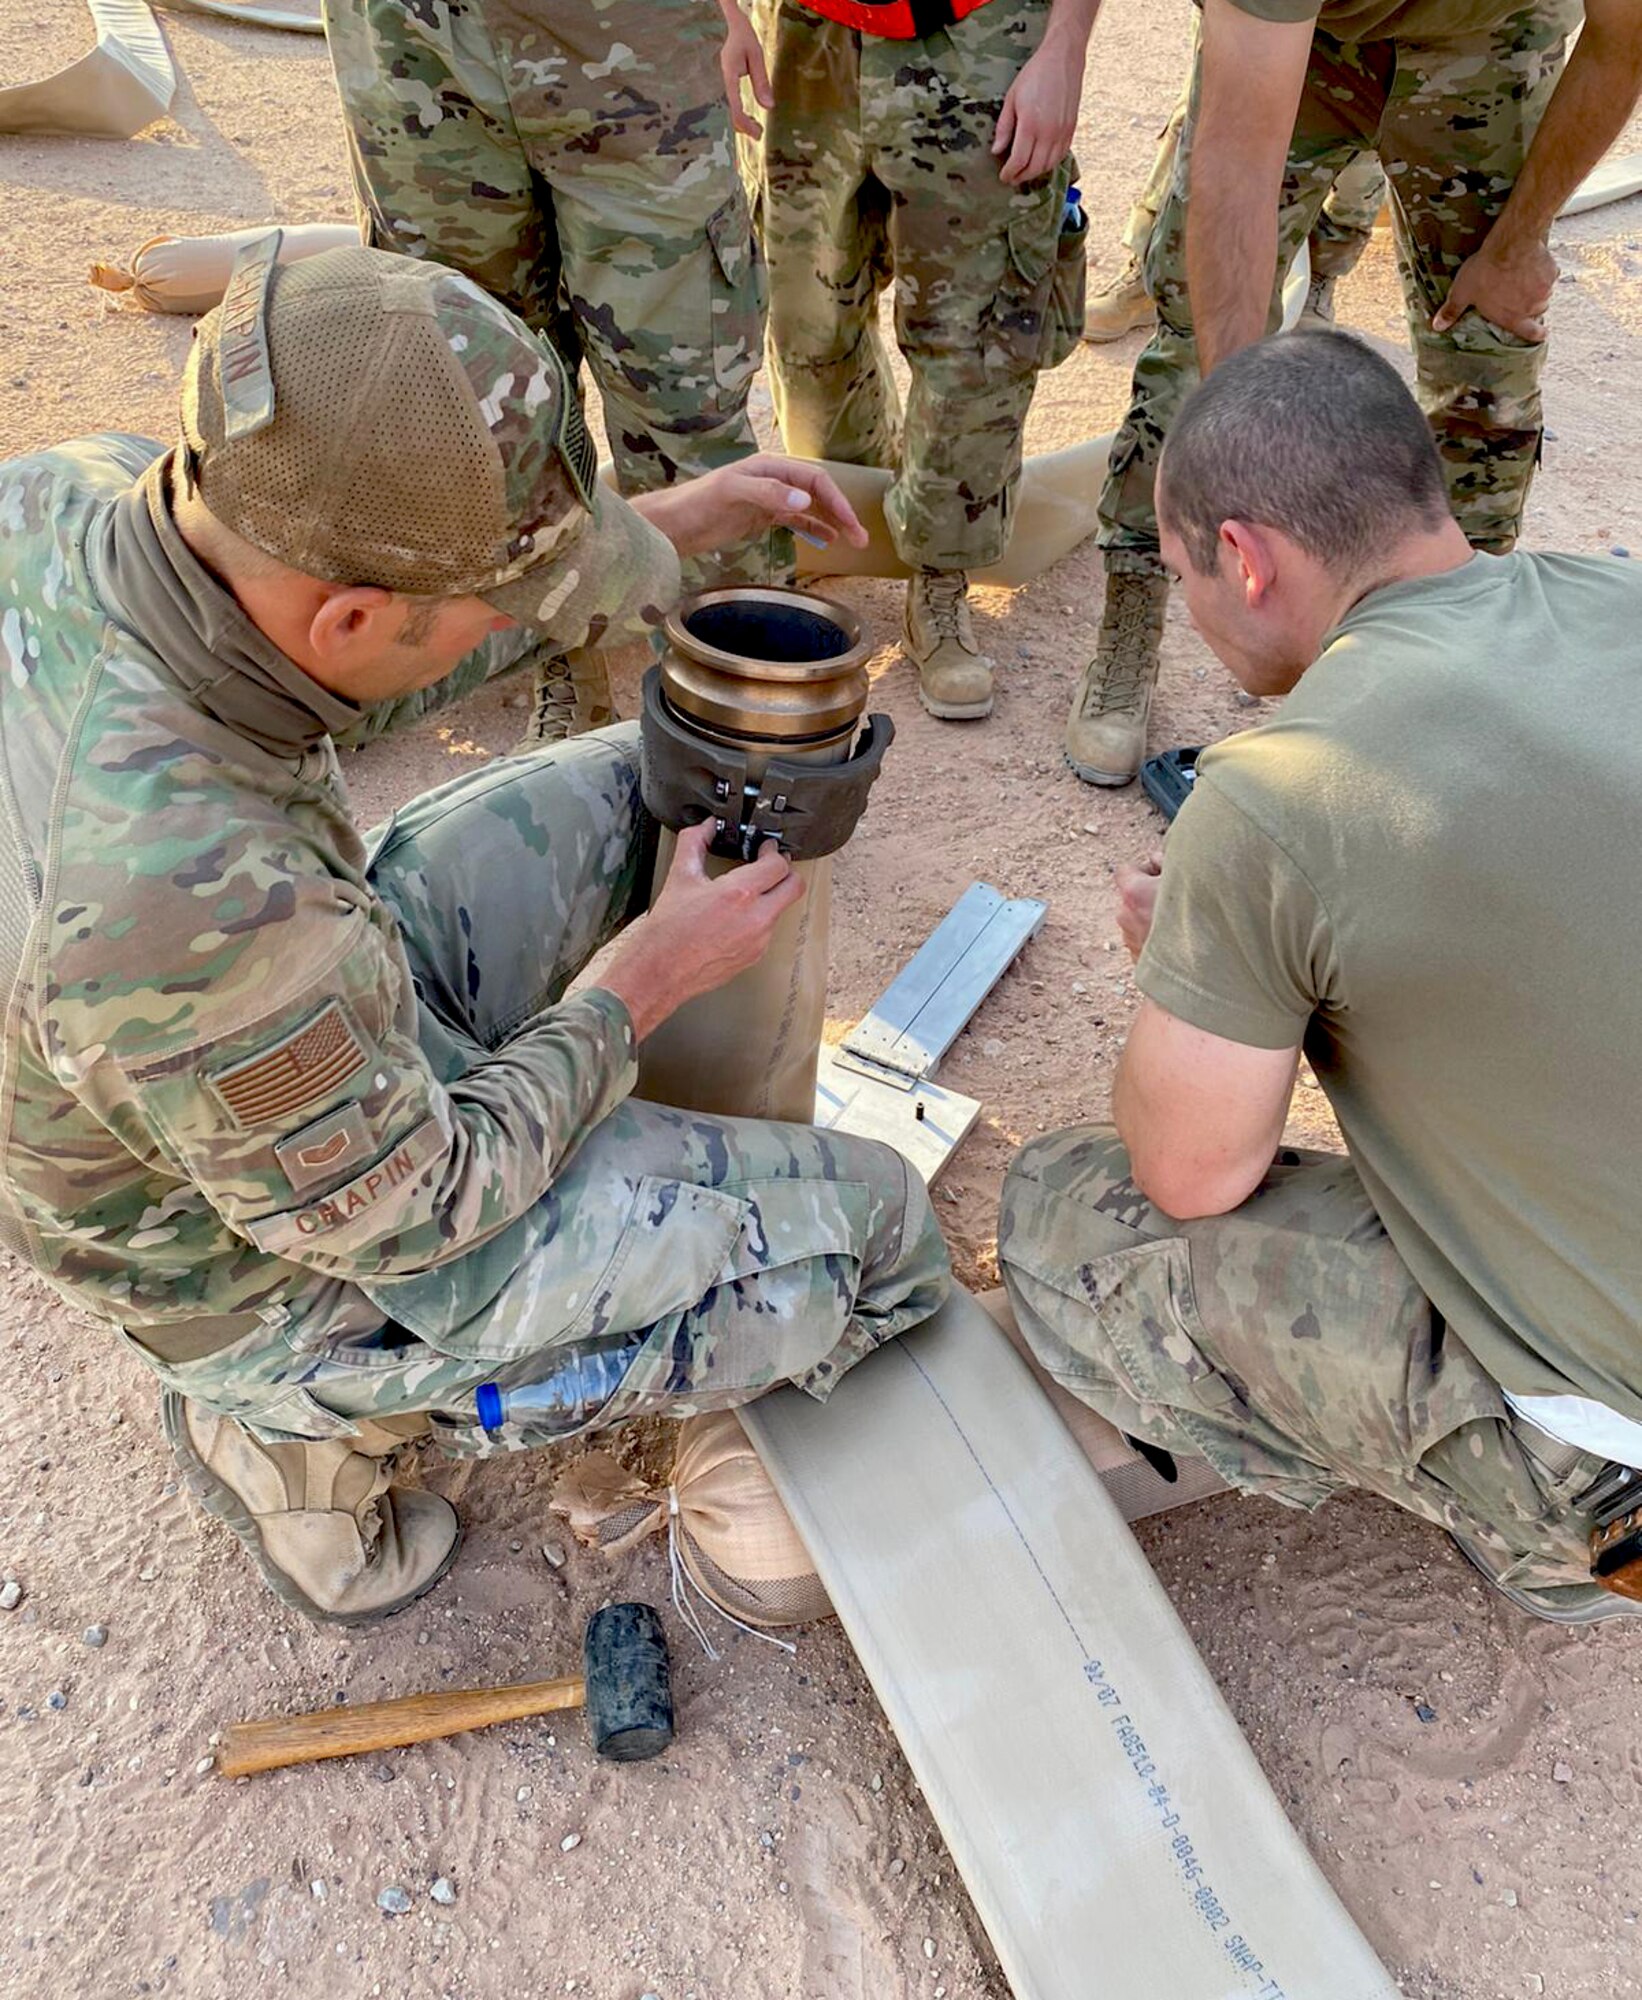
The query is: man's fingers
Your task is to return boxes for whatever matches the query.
[673,817,717,876]
[999,124,1040,186]
[991,95,1017,157]
[739,838,796,891]
[764,866,806,919]
[749,37,773,108]
[786,463,868,547]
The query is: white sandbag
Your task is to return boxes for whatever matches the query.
[795,435,1113,591]
[89,222,357,314]
[0,0,174,139]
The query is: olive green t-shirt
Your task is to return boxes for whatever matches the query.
[1226,0,1554,46]
[1136,552,1642,1425]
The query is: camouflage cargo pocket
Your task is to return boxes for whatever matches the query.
[705,193,767,410]
[983,204,1060,377]
[1072,1235,1340,1503]
[1000,1163,1343,1507]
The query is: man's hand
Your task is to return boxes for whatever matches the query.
[718,0,773,139]
[992,43,1082,187]
[1430,0,1642,344]
[632,455,871,561]
[1431,232,1556,341]
[597,820,806,1041]
[1115,849,1164,960]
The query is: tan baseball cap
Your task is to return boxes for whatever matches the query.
[178,232,680,646]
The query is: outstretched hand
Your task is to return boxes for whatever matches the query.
[598,820,806,1040]
[634,455,871,561]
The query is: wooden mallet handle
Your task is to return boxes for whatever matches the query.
[219,1674,587,1778]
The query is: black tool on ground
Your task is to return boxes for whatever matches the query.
[217,1600,675,1776]
[1139,745,1201,823]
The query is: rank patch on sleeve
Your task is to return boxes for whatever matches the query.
[274,1102,373,1195]
[209,1002,369,1129]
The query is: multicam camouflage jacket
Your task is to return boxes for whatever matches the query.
[0,435,636,1353]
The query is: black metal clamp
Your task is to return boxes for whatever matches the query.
[639,668,895,863]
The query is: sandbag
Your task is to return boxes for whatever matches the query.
[0,0,174,139]
[551,1411,834,1632]
[795,436,1114,591]
[90,222,358,314]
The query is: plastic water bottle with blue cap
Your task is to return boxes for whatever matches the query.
[473,1331,649,1436]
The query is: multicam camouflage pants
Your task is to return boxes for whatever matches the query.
[998,1127,1599,1588]
[1120,40,1386,283]
[160,728,950,1455]
[1100,1,1579,566]
[747,0,1078,572]
[323,0,781,590]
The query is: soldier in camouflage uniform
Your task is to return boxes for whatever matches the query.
[0,241,949,1623]
[1008,334,1642,1625]
[323,0,783,741]
[738,0,1095,721]
[1065,0,1642,790]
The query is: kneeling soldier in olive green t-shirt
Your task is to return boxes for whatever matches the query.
[1003,328,1642,1626]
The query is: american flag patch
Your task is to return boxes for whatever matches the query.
[209,1003,368,1129]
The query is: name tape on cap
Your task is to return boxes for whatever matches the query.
[218,228,284,441]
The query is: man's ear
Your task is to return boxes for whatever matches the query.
[1219,518,1278,608]
[309,585,397,662]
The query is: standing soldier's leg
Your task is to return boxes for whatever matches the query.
[324,0,592,743]
[752,2,900,474]
[1084,72,1189,344]
[870,3,1073,721]
[1071,36,1378,787]
[998,1128,1606,1606]
[321,0,572,353]
[1300,150,1386,323]
[521,0,777,590]
[486,0,781,743]
[1380,4,1577,553]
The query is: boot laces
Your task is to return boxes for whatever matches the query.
[529,664,575,743]
[919,570,974,648]
[1080,578,1160,718]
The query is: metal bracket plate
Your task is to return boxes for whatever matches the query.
[833,883,1046,1091]
[812,1049,979,1187]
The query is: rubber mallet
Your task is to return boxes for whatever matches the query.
[216,1600,673,1778]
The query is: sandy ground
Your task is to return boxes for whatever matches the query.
[2,5,1642,1998]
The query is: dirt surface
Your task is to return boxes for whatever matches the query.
[2,5,1641,1998]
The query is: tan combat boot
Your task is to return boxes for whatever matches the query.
[517,646,616,750]
[1082,254,1153,344]
[903,569,994,720]
[1299,271,1338,329]
[164,1393,460,1623]
[1064,569,1170,786]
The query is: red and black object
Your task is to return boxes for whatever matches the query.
[1585,1466,1642,1602]
[794,0,995,39]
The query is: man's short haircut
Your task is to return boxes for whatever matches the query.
[1158,330,1451,577]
